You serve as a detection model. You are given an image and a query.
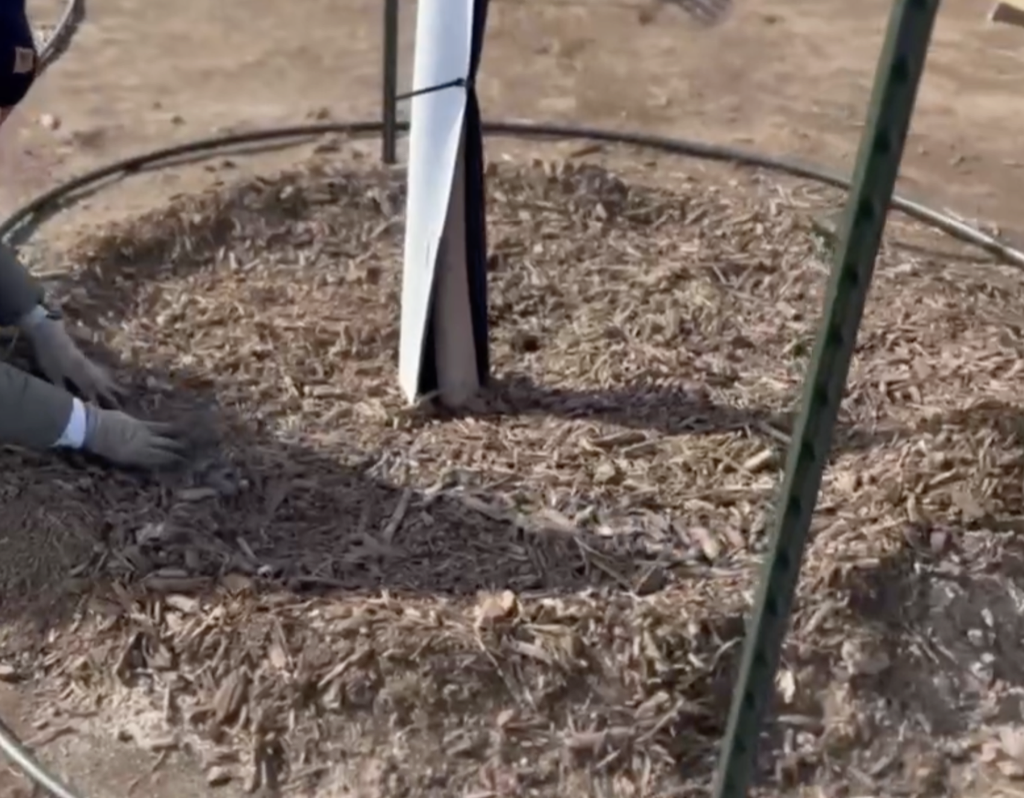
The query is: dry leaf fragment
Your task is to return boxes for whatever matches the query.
[980,739,1003,763]
[475,590,519,628]
[688,526,722,561]
[268,643,288,671]
[593,461,621,484]
[164,594,199,614]
[999,725,1024,761]
[206,766,234,787]
[0,664,21,683]
[832,470,859,494]
[776,669,797,705]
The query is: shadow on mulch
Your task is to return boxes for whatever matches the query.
[23,164,904,467]
[820,397,1024,727]
[428,371,905,458]
[0,333,897,635]
[0,342,751,793]
[837,393,1024,739]
[0,275,899,795]
[838,526,1024,740]
[0,352,656,612]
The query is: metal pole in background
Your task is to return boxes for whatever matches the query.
[710,0,940,796]
[382,0,400,164]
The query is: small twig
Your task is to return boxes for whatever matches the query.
[380,489,412,544]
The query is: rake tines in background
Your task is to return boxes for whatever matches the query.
[639,0,734,27]
[33,0,87,74]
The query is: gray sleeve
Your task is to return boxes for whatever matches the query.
[0,244,44,328]
[0,361,73,450]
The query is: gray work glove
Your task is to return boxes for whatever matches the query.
[83,405,188,469]
[20,310,122,406]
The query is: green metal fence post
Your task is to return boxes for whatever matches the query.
[710,1,941,796]
[382,0,400,164]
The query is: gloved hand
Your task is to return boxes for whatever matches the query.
[20,310,122,406]
[83,405,188,469]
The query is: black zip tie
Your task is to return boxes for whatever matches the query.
[395,76,470,102]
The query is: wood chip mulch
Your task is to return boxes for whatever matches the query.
[3,155,1024,796]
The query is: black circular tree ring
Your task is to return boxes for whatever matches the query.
[3,120,1023,269]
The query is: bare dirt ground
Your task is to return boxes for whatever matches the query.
[1,0,1024,796]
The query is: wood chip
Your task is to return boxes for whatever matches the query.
[206,766,234,787]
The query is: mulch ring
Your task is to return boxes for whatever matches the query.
[3,155,1024,795]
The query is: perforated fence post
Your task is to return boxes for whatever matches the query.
[382,0,400,164]
[710,1,940,796]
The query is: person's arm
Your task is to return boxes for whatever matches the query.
[0,360,188,467]
[0,244,123,405]
[0,244,44,328]
[0,360,74,449]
